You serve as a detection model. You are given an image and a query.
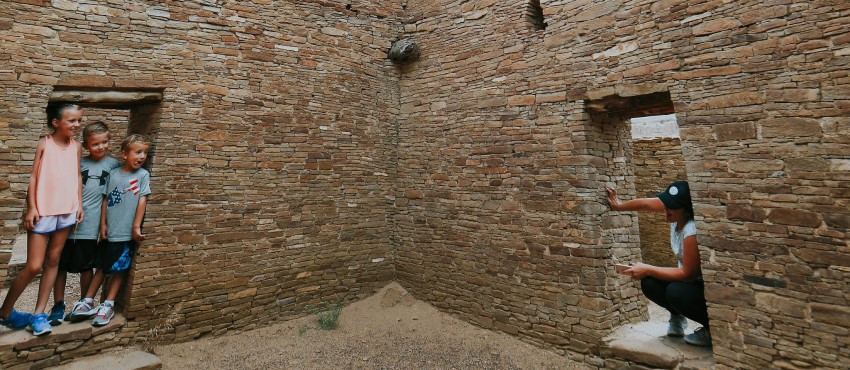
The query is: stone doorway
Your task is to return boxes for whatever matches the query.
[2,86,163,319]
[584,90,714,368]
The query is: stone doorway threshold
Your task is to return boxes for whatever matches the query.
[601,303,715,369]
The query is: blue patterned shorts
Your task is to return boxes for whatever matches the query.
[94,240,135,275]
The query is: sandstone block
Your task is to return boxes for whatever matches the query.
[19,73,58,85]
[714,122,756,141]
[726,205,766,222]
[321,27,347,36]
[58,32,102,43]
[404,190,424,199]
[811,303,850,327]
[704,284,755,307]
[535,92,565,104]
[822,86,850,100]
[767,208,821,227]
[622,59,681,78]
[727,159,784,173]
[57,74,114,88]
[755,293,806,318]
[795,249,850,267]
[508,95,535,106]
[703,92,763,109]
[823,213,850,229]
[693,18,742,36]
[766,89,819,102]
[761,117,822,138]
[672,66,740,80]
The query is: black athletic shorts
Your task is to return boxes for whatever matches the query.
[58,239,99,273]
[93,240,136,275]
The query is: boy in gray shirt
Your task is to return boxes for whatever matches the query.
[67,134,151,326]
[51,122,120,325]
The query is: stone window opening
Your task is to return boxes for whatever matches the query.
[1,86,163,322]
[585,91,715,367]
[527,0,547,31]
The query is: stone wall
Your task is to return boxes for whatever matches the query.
[0,0,402,342]
[632,138,687,267]
[0,0,848,368]
[396,0,850,368]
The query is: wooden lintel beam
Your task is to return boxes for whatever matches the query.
[49,90,162,105]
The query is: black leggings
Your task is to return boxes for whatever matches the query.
[641,277,709,327]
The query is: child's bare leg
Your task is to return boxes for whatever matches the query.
[54,271,67,303]
[0,232,49,318]
[104,274,124,302]
[84,270,107,299]
[33,227,70,314]
[79,270,93,300]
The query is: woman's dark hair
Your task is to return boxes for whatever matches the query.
[684,205,695,221]
[46,103,80,129]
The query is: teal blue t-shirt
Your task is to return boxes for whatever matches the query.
[102,167,151,242]
[70,156,120,240]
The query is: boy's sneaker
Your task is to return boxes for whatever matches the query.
[48,301,65,326]
[29,313,52,336]
[0,309,32,330]
[684,326,712,347]
[667,313,688,337]
[67,300,97,322]
[92,303,114,327]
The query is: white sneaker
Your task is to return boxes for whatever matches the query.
[667,313,687,337]
[91,304,114,327]
[68,300,97,322]
[684,326,712,347]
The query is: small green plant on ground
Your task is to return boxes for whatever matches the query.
[316,302,343,330]
[298,323,313,336]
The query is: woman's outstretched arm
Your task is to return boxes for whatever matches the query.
[606,187,666,213]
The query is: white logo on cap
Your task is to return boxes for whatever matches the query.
[669,186,679,196]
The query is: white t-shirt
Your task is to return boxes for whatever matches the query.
[670,220,700,279]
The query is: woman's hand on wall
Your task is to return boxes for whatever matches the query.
[605,187,621,211]
[626,262,651,279]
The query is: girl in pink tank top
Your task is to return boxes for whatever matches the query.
[0,104,84,336]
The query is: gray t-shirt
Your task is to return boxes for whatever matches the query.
[103,167,151,242]
[670,220,700,281]
[71,156,120,240]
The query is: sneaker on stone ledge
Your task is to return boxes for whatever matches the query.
[48,301,65,326]
[67,300,97,322]
[667,313,687,337]
[684,326,712,347]
[0,309,32,330]
[92,303,114,327]
[29,313,52,336]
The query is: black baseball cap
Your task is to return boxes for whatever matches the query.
[657,180,692,211]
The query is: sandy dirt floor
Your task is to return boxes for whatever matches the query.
[156,282,589,370]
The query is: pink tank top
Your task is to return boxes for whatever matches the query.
[34,135,80,216]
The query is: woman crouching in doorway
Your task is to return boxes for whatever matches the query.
[606,180,711,347]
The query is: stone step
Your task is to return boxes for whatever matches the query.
[54,350,161,370]
[601,321,714,369]
[0,314,126,369]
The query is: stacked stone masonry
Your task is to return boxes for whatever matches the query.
[0,0,402,349]
[0,316,132,369]
[0,0,848,369]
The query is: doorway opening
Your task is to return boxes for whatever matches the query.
[585,90,713,367]
[3,86,163,323]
